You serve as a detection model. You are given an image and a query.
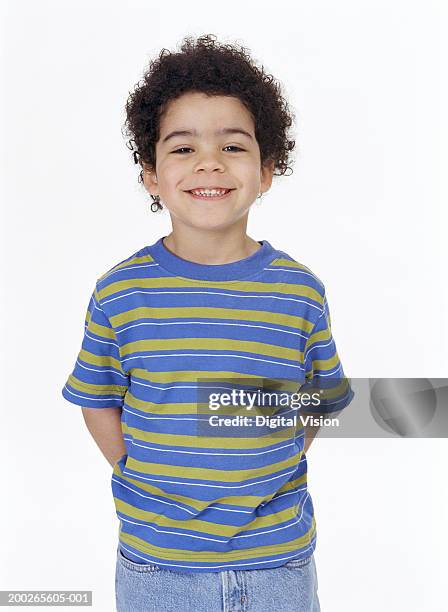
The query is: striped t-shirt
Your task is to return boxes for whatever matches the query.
[62,236,354,573]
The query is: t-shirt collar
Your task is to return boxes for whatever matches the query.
[145,236,275,281]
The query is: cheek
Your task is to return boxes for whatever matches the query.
[158,163,183,188]
[237,160,261,183]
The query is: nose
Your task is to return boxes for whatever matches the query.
[193,149,226,173]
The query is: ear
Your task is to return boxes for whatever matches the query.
[142,162,160,196]
[260,159,275,193]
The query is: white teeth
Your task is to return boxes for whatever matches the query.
[190,189,229,196]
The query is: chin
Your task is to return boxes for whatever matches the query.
[185,218,238,232]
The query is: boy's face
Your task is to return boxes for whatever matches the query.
[143,91,274,231]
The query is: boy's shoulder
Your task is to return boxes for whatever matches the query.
[269,246,326,296]
[95,245,150,290]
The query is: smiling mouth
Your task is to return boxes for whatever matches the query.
[186,189,235,200]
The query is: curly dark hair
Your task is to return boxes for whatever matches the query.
[123,34,296,207]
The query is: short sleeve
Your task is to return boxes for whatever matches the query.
[301,292,355,414]
[61,284,130,408]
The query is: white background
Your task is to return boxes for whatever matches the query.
[1,1,447,610]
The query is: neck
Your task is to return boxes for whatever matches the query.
[162,221,261,265]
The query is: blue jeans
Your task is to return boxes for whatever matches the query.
[115,546,320,611]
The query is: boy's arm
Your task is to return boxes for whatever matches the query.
[303,421,321,453]
[81,407,126,467]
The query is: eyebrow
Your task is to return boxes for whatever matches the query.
[161,127,254,144]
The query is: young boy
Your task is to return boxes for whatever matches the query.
[62,34,354,612]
